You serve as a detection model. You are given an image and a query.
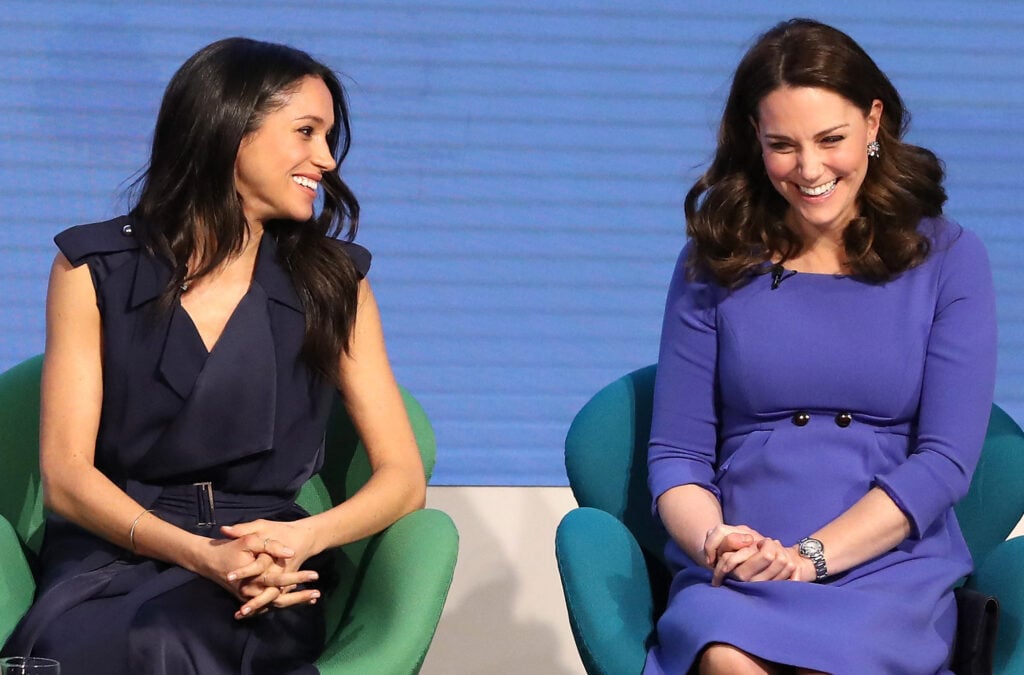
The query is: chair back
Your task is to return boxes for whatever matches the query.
[0,355,46,554]
[565,364,668,565]
[566,363,1024,574]
[955,405,1024,571]
[296,386,437,638]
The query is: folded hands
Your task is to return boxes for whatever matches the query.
[197,519,323,620]
[702,524,816,586]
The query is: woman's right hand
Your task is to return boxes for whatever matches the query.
[701,523,761,568]
[190,532,293,602]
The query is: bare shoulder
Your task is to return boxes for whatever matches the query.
[45,251,101,354]
[48,251,97,300]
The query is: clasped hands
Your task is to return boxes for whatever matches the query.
[204,519,321,620]
[702,524,817,586]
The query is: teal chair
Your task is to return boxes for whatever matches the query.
[0,354,458,674]
[556,364,1024,674]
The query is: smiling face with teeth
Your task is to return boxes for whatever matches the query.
[755,86,882,244]
[234,75,338,230]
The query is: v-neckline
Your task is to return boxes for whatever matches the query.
[177,233,265,354]
[179,285,253,355]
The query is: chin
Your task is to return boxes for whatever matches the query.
[786,199,857,233]
[279,206,316,223]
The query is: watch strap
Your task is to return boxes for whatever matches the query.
[798,537,828,581]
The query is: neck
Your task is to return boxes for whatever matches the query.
[185,224,264,282]
[780,219,849,274]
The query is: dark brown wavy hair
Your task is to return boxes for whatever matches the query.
[685,18,946,285]
[130,38,360,383]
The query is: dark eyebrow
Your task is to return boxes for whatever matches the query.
[292,114,329,124]
[763,123,850,141]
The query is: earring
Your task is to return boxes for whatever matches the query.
[867,140,880,158]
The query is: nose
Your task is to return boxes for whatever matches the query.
[313,138,337,173]
[796,148,824,182]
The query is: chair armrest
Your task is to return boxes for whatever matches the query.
[0,515,35,645]
[555,507,655,675]
[316,508,459,674]
[967,536,1024,674]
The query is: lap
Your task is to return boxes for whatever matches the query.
[15,563,324,675]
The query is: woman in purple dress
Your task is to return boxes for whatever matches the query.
[1,39,426,673]
[646,19,997,674]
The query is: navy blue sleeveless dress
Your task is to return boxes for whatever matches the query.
[2,216,370,674]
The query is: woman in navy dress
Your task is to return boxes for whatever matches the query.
[645,19,997,674]
[1,38,426,673]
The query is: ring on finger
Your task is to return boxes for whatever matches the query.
[264,537,272,550]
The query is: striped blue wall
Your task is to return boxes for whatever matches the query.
[1,1,1021,484]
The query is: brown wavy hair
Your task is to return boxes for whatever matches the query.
[130,38,360,384]
[685,18,946,285]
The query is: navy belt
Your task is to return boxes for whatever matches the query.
[149,483,294,532]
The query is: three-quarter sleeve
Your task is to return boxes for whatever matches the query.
[872,228,998,537]
[647,245,723,511]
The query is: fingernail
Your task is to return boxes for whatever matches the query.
[227,573,237,581]
[310,598,318,605]
[308,573,319,581]
[283,547,295,556]
[242,606,251,616]
[311,591,321,598]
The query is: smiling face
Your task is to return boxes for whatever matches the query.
[234,76,337,229]
[755,86,881,241]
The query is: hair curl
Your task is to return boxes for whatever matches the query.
[685,18,946,285]
[130,37,360,383]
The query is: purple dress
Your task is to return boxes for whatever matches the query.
[2,216,370,674]
[645,218,997,674]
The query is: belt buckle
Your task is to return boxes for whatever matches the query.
[194,481,216,528]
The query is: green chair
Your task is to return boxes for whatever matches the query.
[0,354,458,674]
[556,364,1024,674]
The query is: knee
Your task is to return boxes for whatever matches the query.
[128,602,203,672]
[699,643,774,675]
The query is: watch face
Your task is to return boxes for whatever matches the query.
[799,538,823,556]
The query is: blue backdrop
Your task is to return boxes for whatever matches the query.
[1,1,1021,485]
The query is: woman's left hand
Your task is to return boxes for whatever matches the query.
[222,519,318,574]
[220,519,321,617]
[786,544,819,583]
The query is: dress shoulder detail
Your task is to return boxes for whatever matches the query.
[337,240,371,278]
[54,216,140,265]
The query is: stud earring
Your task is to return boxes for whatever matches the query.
[867,140,880,158]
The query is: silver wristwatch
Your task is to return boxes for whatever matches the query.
[798,537,828,581]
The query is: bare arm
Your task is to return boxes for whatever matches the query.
[657,485,725,565]
[305,278,426,549]
[658,484,780,576]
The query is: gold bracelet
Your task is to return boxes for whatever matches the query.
[129,508,154,553]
